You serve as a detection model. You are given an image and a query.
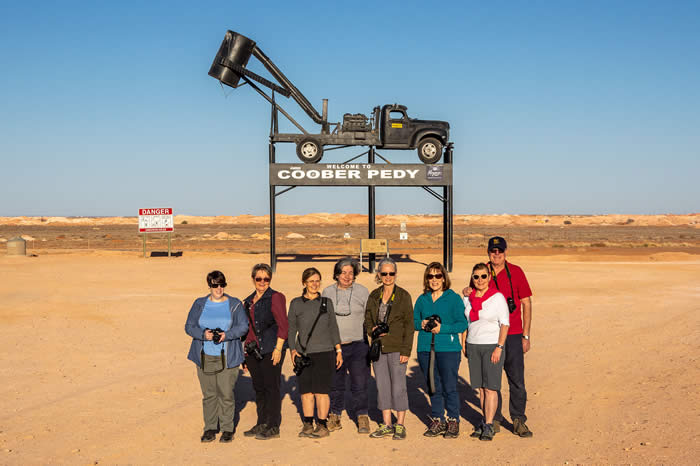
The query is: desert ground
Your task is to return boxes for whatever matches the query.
[1,214,699,464]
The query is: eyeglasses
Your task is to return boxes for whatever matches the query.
[489,249,504,255]
[427,273,444,280]
[210,283,227,288]
[380,272,396,277]
[255,276,271,283]
[472,274,488,280]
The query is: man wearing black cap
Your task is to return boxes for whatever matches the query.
[476,236,533,437]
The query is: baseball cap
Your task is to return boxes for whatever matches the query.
[487,236,507,252]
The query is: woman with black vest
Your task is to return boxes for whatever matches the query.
[241,263,289,440]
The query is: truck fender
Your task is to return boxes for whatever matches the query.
[411,130,447,148]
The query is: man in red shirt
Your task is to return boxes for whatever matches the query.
[486,236,533,437]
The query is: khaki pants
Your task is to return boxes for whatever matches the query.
[197,354,240,432]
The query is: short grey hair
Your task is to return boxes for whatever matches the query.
[333,257,360,281]
[374,257,397,284]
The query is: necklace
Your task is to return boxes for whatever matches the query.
[335,284,354,316]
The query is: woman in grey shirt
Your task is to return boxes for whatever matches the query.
[288,267,342,438]
[322,257,371,433]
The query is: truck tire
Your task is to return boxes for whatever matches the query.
[417,137,443,164]
[296,138,323,163]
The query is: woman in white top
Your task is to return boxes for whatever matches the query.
[462,262,510,441]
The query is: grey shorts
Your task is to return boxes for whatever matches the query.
[467,343,505,390]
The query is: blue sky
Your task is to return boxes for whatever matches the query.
[1,1,698,216]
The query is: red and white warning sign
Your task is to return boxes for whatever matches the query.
[138,208,174,233]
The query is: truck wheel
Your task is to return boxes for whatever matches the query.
[296,138,323,163]
[417,137,443,164]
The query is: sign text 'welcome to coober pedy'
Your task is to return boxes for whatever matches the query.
[269,163,452,186]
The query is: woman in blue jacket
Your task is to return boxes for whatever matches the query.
[185,270,249,443]
[414,262,467,439]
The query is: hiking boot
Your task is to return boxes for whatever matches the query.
[369,423,394,438]
[492,419,501,433]
[423,417,447,437]
[298,421,314,438]
[470,421,484,438]
[255,425,280,440]
[219,431,233,443]
[444,418,459,439]
[328,413,342,432]
[311,423,330,438]
[392,424,406,440]
[479,423,495,441]
[357,414,370,434]
[513,418,533,438]
[243,423,267,438]
[200,429,217,443]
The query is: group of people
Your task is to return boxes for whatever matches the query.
[184,236,533,443]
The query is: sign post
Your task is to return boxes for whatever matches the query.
[138,208,174,258]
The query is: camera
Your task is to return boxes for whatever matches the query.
[211,327,224,344]
[506,297,517,313]
[293,354,312,376]
[245,340,264,361]
[424,315,442,332]
[371,322,390,340]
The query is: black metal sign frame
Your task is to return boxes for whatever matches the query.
[269,130,454,273]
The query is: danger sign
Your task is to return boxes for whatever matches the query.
[139,208,174,233]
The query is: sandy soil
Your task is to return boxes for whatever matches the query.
[1,242,699,465]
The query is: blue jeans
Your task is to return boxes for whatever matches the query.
[330,340,370,416]
[417,351,461,421]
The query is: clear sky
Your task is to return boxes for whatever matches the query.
[1,1,698,216]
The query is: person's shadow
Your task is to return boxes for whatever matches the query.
[233,371,255,432]
[405,360,483,430]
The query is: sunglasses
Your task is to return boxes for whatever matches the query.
[427,273,444,280]
[255,277,271,283]
[210,283,227,288]
[380,272,396,277]
[489,248,504,255]
[472,274,488,280]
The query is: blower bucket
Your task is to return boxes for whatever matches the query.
[208,30,256,88]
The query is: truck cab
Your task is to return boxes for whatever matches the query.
[379,104,450,163]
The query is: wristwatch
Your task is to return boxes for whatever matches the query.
[523,335,530,340]
[496,344,504,349]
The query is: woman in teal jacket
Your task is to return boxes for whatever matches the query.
[414,262,467,439]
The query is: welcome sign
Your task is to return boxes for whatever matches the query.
[269,163,452,186]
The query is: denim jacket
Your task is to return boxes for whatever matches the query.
[185,294,249,368]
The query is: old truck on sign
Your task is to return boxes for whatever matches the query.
[208,30,451,164]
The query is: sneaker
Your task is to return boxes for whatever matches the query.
[469,422,484,438]
[255,425,280,440]
[219,431,233,443]
[492,419,501,433]
[200,429,217,443]
[311,423,330,438]
[513,418,533,438]
[298,421,314,438]
[357,414,371,434]
[328,413,342,432]
[423,417,447,437]
[392,424,406,440]
[243,423,267,438]
[369,423,394,438]
[444,418,459,439]
[479,423,495,441]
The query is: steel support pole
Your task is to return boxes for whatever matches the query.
[368,146,376,273]
[444,144,454,272]
[270,141,277,272]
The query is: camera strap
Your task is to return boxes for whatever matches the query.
[377,290,395,326]
[491,262,515,305]
[243,300,261,341]
[298,297,328,355]
[428,333,437,396]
